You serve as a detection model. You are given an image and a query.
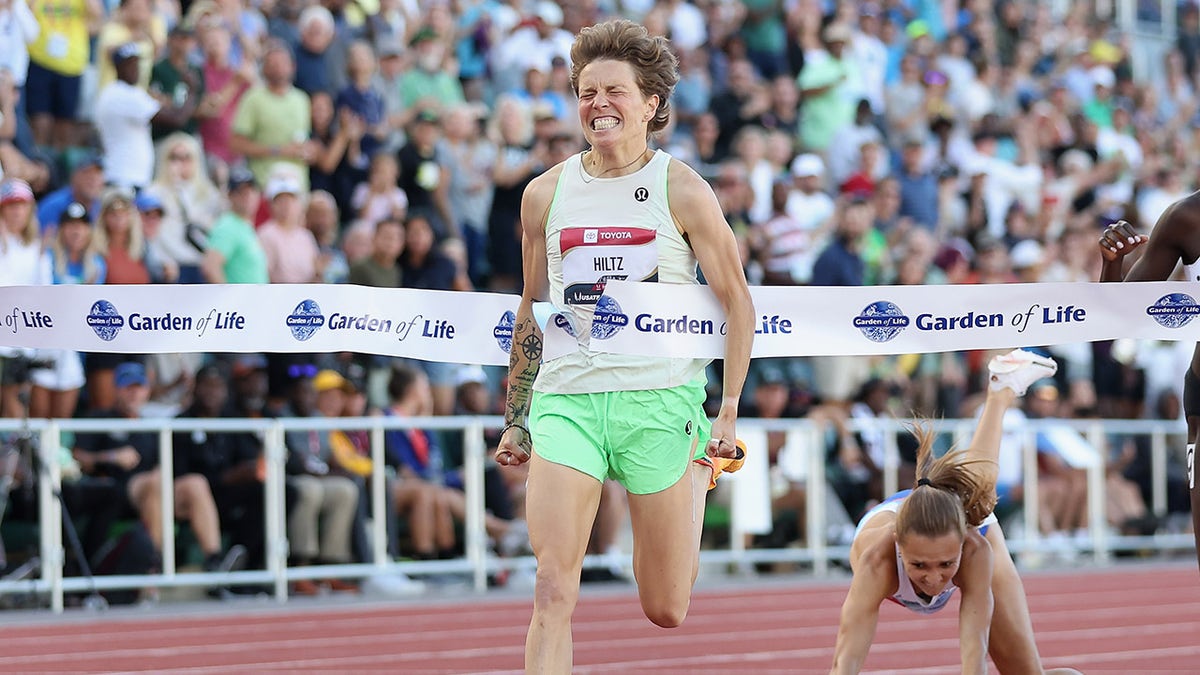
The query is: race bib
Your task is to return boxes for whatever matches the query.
[560,226,657,306]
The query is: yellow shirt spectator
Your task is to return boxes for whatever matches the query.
[28,0,94,76]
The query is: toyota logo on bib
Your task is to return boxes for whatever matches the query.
[634,187,648,202]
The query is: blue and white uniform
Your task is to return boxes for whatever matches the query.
[854,489,997,615]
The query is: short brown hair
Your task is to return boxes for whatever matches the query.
[569,19,679,136]
[894,423,998,542]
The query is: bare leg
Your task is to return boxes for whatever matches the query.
[962,386,1018,484]
[626,461,710,628]
[52,389,79,419]
[128,470,163,551]
[392,479,439,556]
[175,474,221,555]
[524,455,603,674]
[984,524,1049,675]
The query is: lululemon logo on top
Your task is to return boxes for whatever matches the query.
[852,301,910,342]
[86,300,126,341]
[634,187,648,202]
[1146,293,1200,329]
[286,299,326,341]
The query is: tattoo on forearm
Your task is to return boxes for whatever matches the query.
[505,316,542,423]
[520,333,542,361]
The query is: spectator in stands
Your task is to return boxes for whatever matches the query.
[173,364,269,572]
[440,103,495,286]
[29,201,98,420]
[195,16,254,167]
[95,43,196,192]
[25,0,101,150]
[150,133,223,283]
[277,370,360,594]
[149,24,203,141]
[258,167,321,283]
[397,108,456,238]
[36,153,104,237]
[708,58,766,162]
[399,26,464,113]
[202,167,268,284]
[798,23,859,153]
[350,152,407,227]
[0,179,48,417]
[230,40,315,190]
[487,96,544,291]
[348,216,403,288]
[784,153,836,258]
[306,190,348,283]
[384,364,526,559]
[95,0,165,92]
[895,136,939,231]
[76,362,245,579]
[293,5,339,96]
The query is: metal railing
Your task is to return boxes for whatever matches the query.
[0,415,1192,613]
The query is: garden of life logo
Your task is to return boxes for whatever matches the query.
[591,294,630,340]
[494,310,515,353]
[852,301,911,342]
[1146,293,1200,329]
[86,300,125,341]
[287,299,326,341]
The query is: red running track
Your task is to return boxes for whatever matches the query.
[2,563,1199,673]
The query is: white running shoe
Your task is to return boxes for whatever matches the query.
[988,349,1058,396]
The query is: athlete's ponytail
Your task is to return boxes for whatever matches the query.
[895,422,998,542]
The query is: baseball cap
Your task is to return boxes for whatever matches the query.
[62,201,90,223]
[265,174,302,200]
[790,153,825,178]
[535,1,563,27]
[823,22,852,44]
[101,187,134,211]
[114,362,148,388]
[313,369,349,393]
[135,191,164,213]
[455,365,488,388]
[0,178,34,205]
[228,166,259,191]
[111,42,142,65]
[73,152,103,172]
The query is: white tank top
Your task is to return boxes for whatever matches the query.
[535,149,710,394]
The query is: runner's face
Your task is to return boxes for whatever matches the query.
[576,59,657,148]
[897,532,963,597]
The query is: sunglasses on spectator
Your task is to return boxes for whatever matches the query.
[168,153,193,162]
[288,364,319,378]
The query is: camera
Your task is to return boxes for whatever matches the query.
[3,355,56,387]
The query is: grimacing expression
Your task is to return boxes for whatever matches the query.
[577,59,658,144]
[897,531,964,597]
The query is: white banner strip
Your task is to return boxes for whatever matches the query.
[1,281,1199,363]
[0,284,519,365]
[594,280,1200,358]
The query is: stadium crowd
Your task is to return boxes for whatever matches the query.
[0,0,1197,600]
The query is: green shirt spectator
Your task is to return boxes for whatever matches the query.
[797,24,860,152]
[206,211,269,284]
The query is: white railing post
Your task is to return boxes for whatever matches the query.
[1150,431,1167,517]
[463,420,488,592]
[1022,430,1039,558]
[370,424,388,568]
[264,422,288,602]
[158,428,175,577]
[882,431,899,499]
[807,423,828,576]
[39,421,63,613]
[1088,423,1109,563]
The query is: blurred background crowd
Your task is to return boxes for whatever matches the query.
[0,0,1197,600]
